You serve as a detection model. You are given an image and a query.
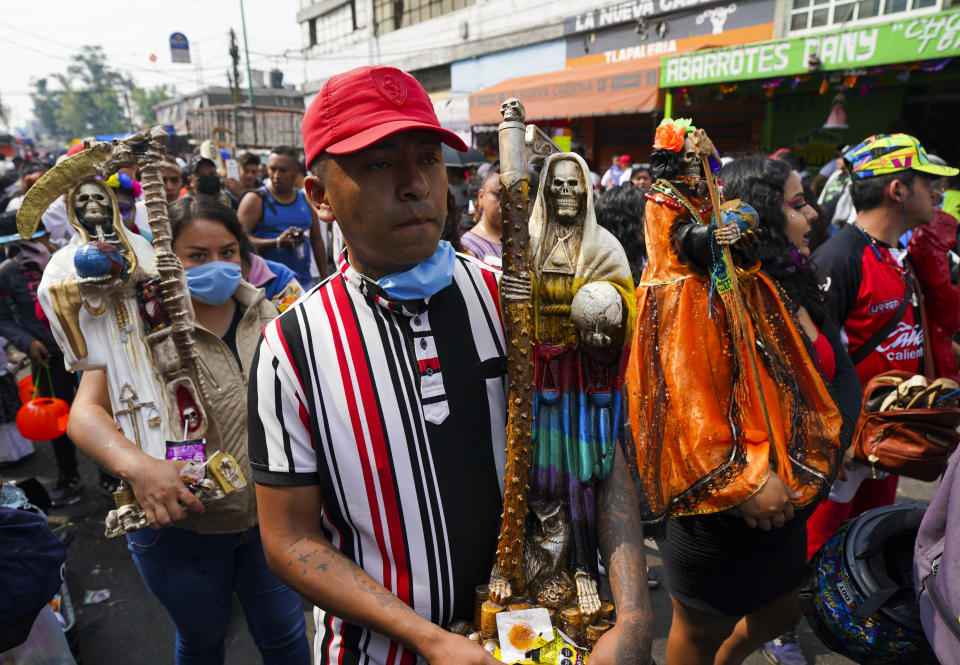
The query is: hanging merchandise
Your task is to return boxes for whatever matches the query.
[823,91,849,130]
[16,369,69,441]
[819,79,829,95]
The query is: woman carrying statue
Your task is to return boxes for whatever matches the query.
[625,120,843,665]
[721,155,861,663]
[66,196,310,664]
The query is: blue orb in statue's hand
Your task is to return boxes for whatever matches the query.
[74,241,123,278]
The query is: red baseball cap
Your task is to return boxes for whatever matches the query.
[619,154,632,165]
[302,66,468,166]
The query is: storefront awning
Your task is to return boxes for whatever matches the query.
[468,59,660,125]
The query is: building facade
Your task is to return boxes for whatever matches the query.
[154,76,305,149]
[297,0,781,164]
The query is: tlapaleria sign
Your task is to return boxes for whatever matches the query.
[661,7,960,87]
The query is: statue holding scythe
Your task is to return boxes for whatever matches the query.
[487,99,636,628]
[16,127,244,536]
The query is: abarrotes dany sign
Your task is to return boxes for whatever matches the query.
[660,7,960,87]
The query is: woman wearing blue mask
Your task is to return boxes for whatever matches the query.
[67,196,310,664]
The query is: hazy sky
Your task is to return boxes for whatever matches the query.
[0,0,304,130]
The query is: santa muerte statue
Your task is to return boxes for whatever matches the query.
[478,99,635,658]
[625,118,842,523]
[16,128,245,537]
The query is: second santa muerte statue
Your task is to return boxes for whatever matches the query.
[478,98,636,659]
[16,128,245,537]
[625,117,842,524]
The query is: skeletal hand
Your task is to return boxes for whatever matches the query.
[488,575,512,605]
[500,273,531,302]
[714,222,742,246]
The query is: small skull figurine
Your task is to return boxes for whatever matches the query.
[550,159,585,222]
[500,98,525,122]
[74,181,113,232]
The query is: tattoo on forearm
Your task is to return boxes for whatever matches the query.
[287,538,337,578]
[286,536,406,611]
[613,612,655,665]
[598,451,655,663]
[353,569,407,609]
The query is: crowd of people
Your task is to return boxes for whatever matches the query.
[0,62,958,665]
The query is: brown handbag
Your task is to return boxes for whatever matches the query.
[851,268,960,481]
[852,370,960,481]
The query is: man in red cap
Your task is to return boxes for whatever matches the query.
[248,66,652,665]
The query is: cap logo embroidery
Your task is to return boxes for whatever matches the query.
[372,69,408,107]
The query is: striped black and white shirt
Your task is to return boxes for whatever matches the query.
[248,252,507,665]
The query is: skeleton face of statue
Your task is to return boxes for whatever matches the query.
[680,136,702,177]
[74,181,113,232]
[549,159,585,224]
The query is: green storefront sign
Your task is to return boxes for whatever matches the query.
[661,8,960,87]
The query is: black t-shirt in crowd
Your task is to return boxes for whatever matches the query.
[812,224,923,385]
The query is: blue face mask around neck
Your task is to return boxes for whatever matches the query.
[376,241,455,301]
[185,261,243,305]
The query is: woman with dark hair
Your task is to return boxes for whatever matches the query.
[171,196,304,312]
[595,182,646,282]
[67,195,311,664]
[721,155,860,665]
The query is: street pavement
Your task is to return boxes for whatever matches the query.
[1,442,938,664]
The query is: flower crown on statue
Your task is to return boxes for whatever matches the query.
[104,172,143,198]
[653,117,695,152]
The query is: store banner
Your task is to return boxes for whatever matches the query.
[565,0,775,68]
[661,8,960,87]
[564,0,722,35]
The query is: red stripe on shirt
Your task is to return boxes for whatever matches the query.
[273,317,306,397]
[418,357,440,373]
[318,284,393,591]
[322,281,413,620]
[480,267,502,323]
[331,282,412,606]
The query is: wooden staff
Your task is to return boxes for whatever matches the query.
[493,102,536,590]
[696,142,778,469]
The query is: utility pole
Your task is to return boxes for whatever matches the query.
[229,29,241,105]
[229,29,241,148]
[239,0,257,145]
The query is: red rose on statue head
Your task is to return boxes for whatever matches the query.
[654,123,686,152]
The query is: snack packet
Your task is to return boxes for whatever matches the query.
[494,628,589,664]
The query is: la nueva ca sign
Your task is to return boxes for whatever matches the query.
[565,0,716,34]
[661,8,960,86]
